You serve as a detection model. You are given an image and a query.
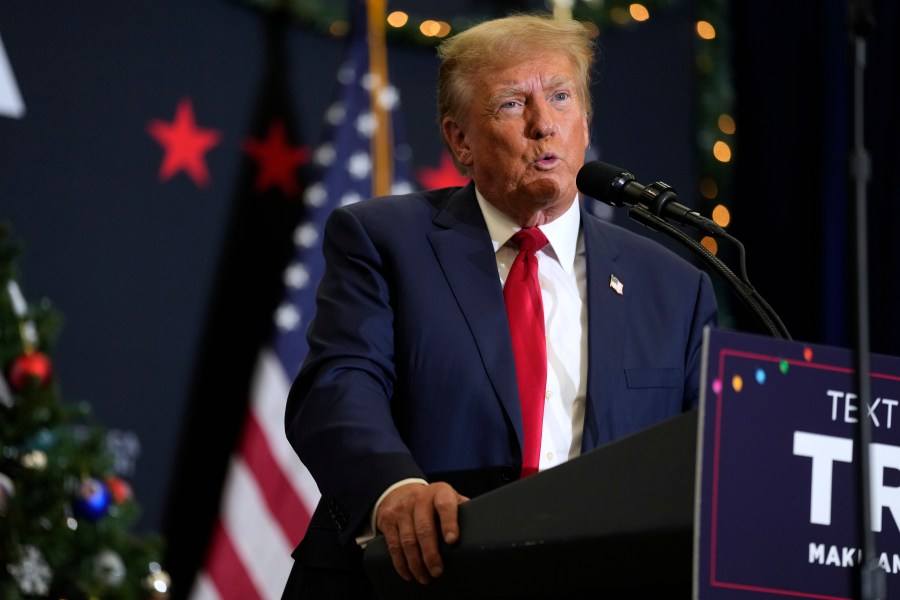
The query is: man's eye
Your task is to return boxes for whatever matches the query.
[554,92,570,101]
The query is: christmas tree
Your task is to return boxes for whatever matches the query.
[0,224,169,599]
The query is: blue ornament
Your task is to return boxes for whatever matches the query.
[72,477,111,521]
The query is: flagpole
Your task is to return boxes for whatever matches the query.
[366,0,393,196]
[552,0,574,21]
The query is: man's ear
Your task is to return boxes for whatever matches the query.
[441,117,473,167]
[582,113,590,151]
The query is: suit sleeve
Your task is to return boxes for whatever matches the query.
[284,206,425,544]
[683,269,719,410]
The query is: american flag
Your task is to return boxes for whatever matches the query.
[189,1,414,598]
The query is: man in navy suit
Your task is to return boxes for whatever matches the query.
[282,13,718,598]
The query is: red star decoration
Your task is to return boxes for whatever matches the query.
[243,119,311,197]
[417,151,470,190]
[147,98,222,188]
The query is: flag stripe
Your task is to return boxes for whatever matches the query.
[204,520,262,600]
[222,459,294,599]
[240,411,311,543]
[251,350,320,515]
[189,573,223,600]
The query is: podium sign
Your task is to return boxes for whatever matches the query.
[695,328,900,599]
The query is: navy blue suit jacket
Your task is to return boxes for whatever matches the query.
[284,182,717,576]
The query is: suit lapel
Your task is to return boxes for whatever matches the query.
[580,204,626,450]
[428,184,524,449]
[425,193,628,455]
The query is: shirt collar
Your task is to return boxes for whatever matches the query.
[475,186,582,273]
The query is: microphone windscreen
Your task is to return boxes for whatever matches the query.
[576,160,629,205]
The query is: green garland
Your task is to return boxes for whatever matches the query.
[236,0,683,43]
[694,0,736,327]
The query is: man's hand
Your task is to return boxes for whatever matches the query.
[375,481,469,585]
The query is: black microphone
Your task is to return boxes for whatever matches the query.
[576,160,727,237]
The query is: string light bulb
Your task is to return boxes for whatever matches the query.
[629,4,650,21]
[696,20,716,39]
[610,7,631,24]
[700,177,718,199]
[718,114,736,134]
[712,204,731,227]
[701,236,718,255]
[713,140,732,162]
[329,20,349,37]
[415,20,451,38]
[387,11,408,28]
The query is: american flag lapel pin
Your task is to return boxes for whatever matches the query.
[609,274,624,296]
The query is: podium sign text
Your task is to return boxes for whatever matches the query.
[696,329,900,599]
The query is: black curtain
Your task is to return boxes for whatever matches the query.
[729,0,900,358]
[161,12,307,598]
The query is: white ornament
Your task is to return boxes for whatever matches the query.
[94,549,126,586]
[7,545,52,596]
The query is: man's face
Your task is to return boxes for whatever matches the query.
[442,53,590,226]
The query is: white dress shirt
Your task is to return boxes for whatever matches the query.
[475,189,588,470]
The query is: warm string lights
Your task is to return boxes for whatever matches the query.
[240,1,673,42]
[240,0,734,253]
[694,2,735,259]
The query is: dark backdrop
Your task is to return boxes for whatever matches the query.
[1,0,897,595]
[729,0,899,356]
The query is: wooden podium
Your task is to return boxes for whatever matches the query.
[363,409,699,599]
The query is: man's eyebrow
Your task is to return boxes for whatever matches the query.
[485,75,576,107]
[489,85,525,103]
[543,75,575,90]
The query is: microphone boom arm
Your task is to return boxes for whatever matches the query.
[626,204,791,340]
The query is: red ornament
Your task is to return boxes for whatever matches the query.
[7,351,52,390]
[105,476,133,504]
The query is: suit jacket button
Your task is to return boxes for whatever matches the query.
[328,499,347,530]
[501,465,517,482]
[335,515,348,531]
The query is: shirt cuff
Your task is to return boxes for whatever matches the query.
[354,477,429,548]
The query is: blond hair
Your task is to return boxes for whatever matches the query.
[436,13,598,126]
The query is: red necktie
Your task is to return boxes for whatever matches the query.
[503,227,548,478]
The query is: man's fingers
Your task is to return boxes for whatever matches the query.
[384,526,414,582]
[413,494,443,578]
[434,486,469,544]
[399,508,432,585]
[375,481,468,584]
